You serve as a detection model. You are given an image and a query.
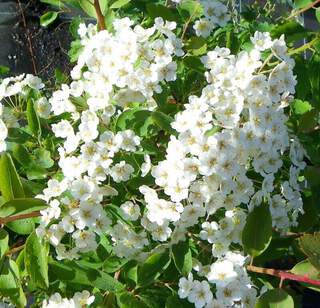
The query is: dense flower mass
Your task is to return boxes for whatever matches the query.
[0,1,315,307]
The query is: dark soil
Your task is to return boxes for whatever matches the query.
[0,0,73,82]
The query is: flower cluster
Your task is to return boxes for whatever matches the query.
[0,74,44,152]
[193,0,230,38]
[36,17,183,260]
[41,290,94,308]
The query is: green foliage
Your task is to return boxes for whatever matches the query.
[242,205,272,257]
[0,198,47,217]
[255,288,294,308]
[25,231,49,289]
[299,233,320,271]
[40,11,59,27]
[172,240,193,276]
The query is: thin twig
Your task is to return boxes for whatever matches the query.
[17,0,38,75]
[287,0,320,20]
[5,244,25,256]
[247,265,320,287]
[0,211,41,225]
[93,0,106,30]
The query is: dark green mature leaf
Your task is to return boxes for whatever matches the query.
[242,205,272,257]
[304,166,320,188]
[172,241,193,276]
[146,4,179,21]
[151,111,176,135]
[25,231,49,289]
[166,295,193,308]
[110,0,130,9]
[186,37,207,56]
[137,250,171,286]
[27,100,42,137]
[0,198,47,217]
[0,229,8,258]
[49,260,125,292]
[291,260,320,292]
[0,258,27,308]
[6,128,32,144]
[40,11,59,27]
[117,292,149,308]
[0,153,25,202]
[255,288,294,308]
[12,144,33,167]
[299,233,320,271]
[271,21,309,42]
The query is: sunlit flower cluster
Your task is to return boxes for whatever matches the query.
[193,0,230,38]
[41,290,94,308]
[0,74,44,152]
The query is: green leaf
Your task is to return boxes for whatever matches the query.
[146,4,179,21]
[6,219,35,235]
[40,11,59,27]
[316,8,320,23]
[291,260,320,292]
[25,231,49,289]
[0,229,8,258]
[172,241,193,276]
[137,250,171,287]
[102,255,127,273]
[0,153,25,202]
[166,295,193,308]
[49,260,125,292]
[34,149,54,169]
[177,0,203,21]
[0,65,9,75]
[255,288,294,308]
[0,258,27,308]
[304,166,320,188]
[110,0,130,9]
[117,291,149,308]
[292,99,313,115]
[242,205,272,257]
[294,0,313,9]
[12,144,33,167]
[27,100,42,137]
[6,128,32,144]
[299,233,320,271]
[79,0,97,17]
[151,111,176,135]
[0,198,47,217]
[68,40,84,62]
[186,37,207,56]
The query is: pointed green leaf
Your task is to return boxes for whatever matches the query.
[0,153,25,202]
[172,240,193,276]
[242,205,272,257]
[0,229,9,258]
[27,100,42,137]
[0,198,47,217]
[25,231,49,289]
[299,233,320,271]
[291,260,320,292]
[255,288,294,308]
[40,11,59,27]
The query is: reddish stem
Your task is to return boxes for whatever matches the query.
[247,265,320,287]
[0,211,41,225]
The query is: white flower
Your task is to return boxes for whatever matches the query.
[110,161,134,183]
[251,31,273,51]
[188,280,213,308]
[194,19,214,38]
[120,201,140,221]
[207,260,237,287]
[178,273,194,299]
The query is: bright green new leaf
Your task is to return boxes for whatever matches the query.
[40,11,59,27]
[137,250,171,287]
[25,231,49,289]
[0,153,25,202]
[292,99,313,115]
[0,198,47,218]
[6,219,35,235]
[299,233,320,271]
[242,205,272,257]
[0,229,8,258]
[291,260,320,292]
[316,8,320,23]
[34,149,54,169]
[0,65,9,75]
[27,100,42,137]
[110,0,130,9]
[172,241,193,276]
[255,288,294,308]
